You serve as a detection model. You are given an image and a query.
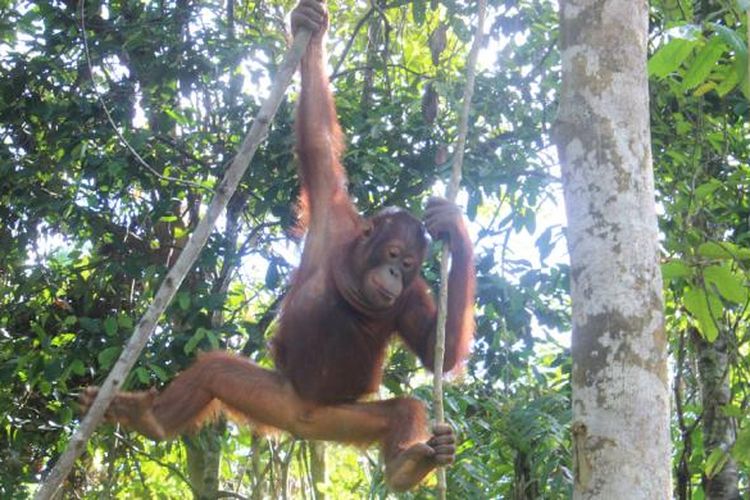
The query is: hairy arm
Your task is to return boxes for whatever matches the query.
[397,204,475,371]
[292,0,358,271]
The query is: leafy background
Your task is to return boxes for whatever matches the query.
[0,0,748,498]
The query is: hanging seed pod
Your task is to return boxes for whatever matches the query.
[421,82,439,125]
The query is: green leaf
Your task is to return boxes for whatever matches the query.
[135,366,149,384]
[740,69,750,100]
[710,24,748,98]
[163,107,190,126]
[118,314,134,330]
[412,0,426,25]
[715,65,740,96]
[733,425,750,466]
[711,23,747,55]
[683,288,719,341]
[206,329,219,350]
[523,210,536,234]
[722,404,743,418]
[698,241,735,260]
[648,38,698,78]
[98,346,121,370]
[70,359,86,376]
[103,316,118,337]
[79,317,100,334]
[694,174,719,197]
[705,447,730,478]
[704,264,748,304]
[178,292,190,311]
[661,260,691,280]
[184,328,205,355]
[699,241,750,261]
[682,36,726,91]
[148,363,170,382]
[535,227,554,263]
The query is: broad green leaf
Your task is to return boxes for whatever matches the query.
[682,36,726,90]
[698,241,735,260]
[60,406,73,424]
[70,359,86,376]
[51,333,75,347]
[184,328,205,355]
[135,367,149,384]
[648,38,698,78]
[737,55,750,100]
[103,317,118,337]
[535,227,554,263]
[98,346,121,370]
[699,241,750,260]
[79,317,100,334]
[178,292,190,311]
[118,314,134,330]
[711,23,747,55]
[683,288,719,341]
[705,448,730,478]
[148,363,170,382]
[523,210,536,234]
[722,404,744,418]
[710,24,748,98]
[206,329,219,350]
[695,179,722,200]
[661,260,691,280]
[716,65,740,96]
[704,264,748,304]
[733,425,750,466]
[163,107,190,126]
[412,0,426,25]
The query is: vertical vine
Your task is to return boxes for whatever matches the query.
[432,1,486,498]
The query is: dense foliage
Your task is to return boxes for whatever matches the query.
[0,0,747,498]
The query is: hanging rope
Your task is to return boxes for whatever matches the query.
[432,1,486,498]
[34,25,314,500]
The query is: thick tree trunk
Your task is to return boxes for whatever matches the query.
[555,1,671,498]
[695,329,740,500]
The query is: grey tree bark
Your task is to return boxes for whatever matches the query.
[555,1,671,497]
